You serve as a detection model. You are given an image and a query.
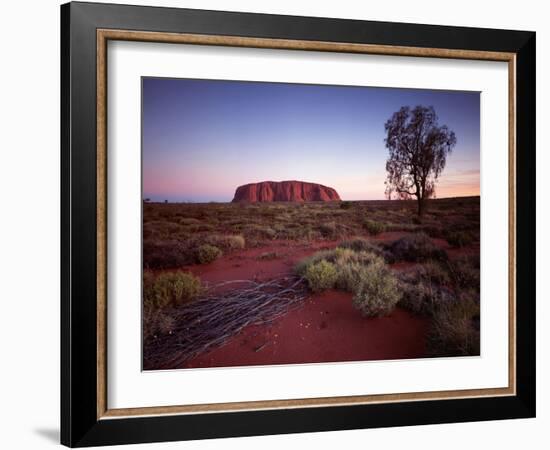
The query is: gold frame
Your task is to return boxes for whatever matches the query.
[96,29,516,420]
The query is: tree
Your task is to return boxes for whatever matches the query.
[384,105,456,216]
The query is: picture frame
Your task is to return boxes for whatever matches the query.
[60,1,536,447]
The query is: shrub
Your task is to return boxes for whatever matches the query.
[449,255,480,292]
[397,261,453,315]
[351,259,401,317]
[335,261,365,291]
[143,240,193,269]
[420,260,452,286]
[318,222,337,238]
[297,247,401,316]
[220,234,246,250]
[143,309,177,341]
[427,294,480,357]
[304,260,338,292]
[243,225,277,240]
[445,230,475,248]
[363,219,386,235]
[398,277,455,316]
[338,238,391,262]
[195,244,222,264]
[333,248,382,289]
[338,238,378,253]
[386,232,447,262]
[143,270,202,310]
[399,280,434,315]
[340,201,353,209]
[336,257,384,292]
[294,249,336,276]
[296,247,376,274]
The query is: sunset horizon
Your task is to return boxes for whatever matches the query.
[142,77,480,202]
[143,179,480,204]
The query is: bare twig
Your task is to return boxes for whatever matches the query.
[143,276,308,369]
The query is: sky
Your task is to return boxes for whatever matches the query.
[142,77,480,202]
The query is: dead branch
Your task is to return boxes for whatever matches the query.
[143,276,308,369]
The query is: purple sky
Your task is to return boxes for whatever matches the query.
[142,77,480,202]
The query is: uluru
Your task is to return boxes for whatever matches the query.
[232,180,341,202]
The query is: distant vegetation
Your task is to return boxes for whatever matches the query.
[143,197,479,270]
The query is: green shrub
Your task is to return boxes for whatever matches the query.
[297,247,400,316]
[336,260,381,292]
[304,260,338,292]
[337,238,391,261]
[351,259,401,317]
[333,248,382,289]
[427,294,480,357]
[333,247,371,262]
[143,270,202,310]
[221,234,246,250]
[294,249,336,276]
[195,244,222,264]
[296,247,378,276]
[387,232,447,262]
[363,219,386,235]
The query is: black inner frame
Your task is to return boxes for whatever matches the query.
[61,2,536,447]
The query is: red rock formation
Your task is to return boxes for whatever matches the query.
[232,180,341,202]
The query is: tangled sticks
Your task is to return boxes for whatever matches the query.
[143,276,309,369]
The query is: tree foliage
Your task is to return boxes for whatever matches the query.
[384,105,456,215]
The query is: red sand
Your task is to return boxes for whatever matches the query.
[182,290,429,368]
[160,233,477,369]
[170,237,433,369]
[185,240,333,287]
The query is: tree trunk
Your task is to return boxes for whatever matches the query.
[417,197,424,217]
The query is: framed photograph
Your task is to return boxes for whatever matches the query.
[61,1,536,447]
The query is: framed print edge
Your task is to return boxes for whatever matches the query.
[96,28,516,416]
[61,1,536,447]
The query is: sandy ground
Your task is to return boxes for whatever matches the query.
[183,290,428,368]
[166,233,442,369]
